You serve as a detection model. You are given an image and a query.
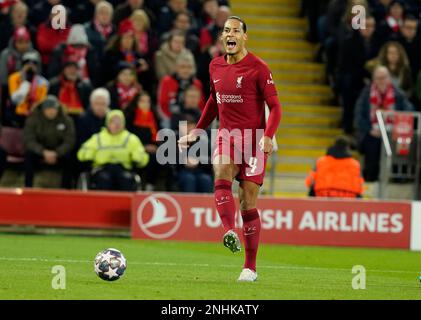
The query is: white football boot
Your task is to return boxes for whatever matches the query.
[237,268,258,282]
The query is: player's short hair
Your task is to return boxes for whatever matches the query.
[227,16,247,33]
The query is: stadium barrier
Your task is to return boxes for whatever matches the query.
[0,188,420,250]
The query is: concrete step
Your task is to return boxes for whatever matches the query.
[238,0,301,5]
[247,28,304,39]
[280,114,341,126]
[245,16,307,28]
[282,104,341,116]
[268,61,324,73]
[280,84,332,95]
[253,48,315,61]
[248,39,315,51]
[278,126,343,137]
[278,135,336,147]
[231,3,300,16]
[275,71,325,83]
[277,147,326,158]
[279,94,333,105]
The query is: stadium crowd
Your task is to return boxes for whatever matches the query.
[303,0,421,182]
[0,0,228,192]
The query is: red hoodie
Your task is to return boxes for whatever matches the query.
[36,22,70,65]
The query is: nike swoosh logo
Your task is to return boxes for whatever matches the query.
[213,79,221,83]
[217,201,229,206]
[244,232,256,236]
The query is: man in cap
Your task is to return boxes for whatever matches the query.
[23,95,75,188]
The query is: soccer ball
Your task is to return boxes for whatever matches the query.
[94,248,127,281]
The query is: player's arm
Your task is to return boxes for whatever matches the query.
[258,64,282,154]
[178,63,218,149]
[178,94,218,149]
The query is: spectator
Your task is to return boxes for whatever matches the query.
[157,53,205,128]
[377,0,405,43]
[176,114,213,193]
[197,5,230,95]
[391,15,421,81]
[170,84,202,130]
[7,51,48,127]
[157,0,189,36]
[366,41,412,96]
[154,30,194,80]
[161,10,200,59]
[306,136,364,198]
[199,0,219,28]
[84,0,116,63]
[124,91,159,190]
[337,16,382,134]
[129,9,156,59]
[23,95,75,188]
[370,0,393,23]
[29,0,62,27]
[113,0,155,27]
[0,26,37,87]
[77,109,149,191]
[107,61,142,110]
[0,1,34,51]
[102,19,151,90]
[48,58,93,118]
[36,12,70,72]
[355,66,413,181]
[77,87,110,146]
[48,24,98,86]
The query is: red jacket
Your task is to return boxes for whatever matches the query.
[157,75,205,119]
[36,23,70,65]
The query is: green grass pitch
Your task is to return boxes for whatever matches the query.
[0,233,420,300]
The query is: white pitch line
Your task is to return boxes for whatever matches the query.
[0,256,420,275]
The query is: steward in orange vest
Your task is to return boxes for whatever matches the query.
[306,137,364,198]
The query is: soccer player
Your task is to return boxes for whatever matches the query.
[178,16,281,282]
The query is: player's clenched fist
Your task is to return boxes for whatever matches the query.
[259,136,273,156]
[178,133,198,151]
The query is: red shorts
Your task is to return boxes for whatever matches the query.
[213,129,268,185]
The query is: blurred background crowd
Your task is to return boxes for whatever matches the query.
[0,0,230,193]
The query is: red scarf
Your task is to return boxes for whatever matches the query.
[369,83,395,127]
[134,108,158,142]
[58,76,83,113]
[117,83,140,109]
[64,45,89,81]
[386,15,401,33]
[136,31,149,55]
[94,20,113,38]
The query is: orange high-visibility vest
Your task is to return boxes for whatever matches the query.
[306,155,364,198]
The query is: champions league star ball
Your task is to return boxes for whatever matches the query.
[94,248,127,281]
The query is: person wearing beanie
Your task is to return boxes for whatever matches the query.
[106,61,142,110]
[48,57,93,119]
[48,24,99,86]
[305,136,365,198]
[0,25,39,88]
[7,50,48,126]
[101,18,153,91]
[77,109,149,191]
[23,95,75,188]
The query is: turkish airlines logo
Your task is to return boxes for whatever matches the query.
[137,193,182,239]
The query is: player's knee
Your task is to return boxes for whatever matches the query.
[213,164,234,181]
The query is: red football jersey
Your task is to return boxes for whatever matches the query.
[209,52,278,132]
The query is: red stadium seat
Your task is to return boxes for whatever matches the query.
[0,127,24,163]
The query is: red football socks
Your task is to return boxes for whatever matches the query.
[214,179,236,232]
[241,208,261,272]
